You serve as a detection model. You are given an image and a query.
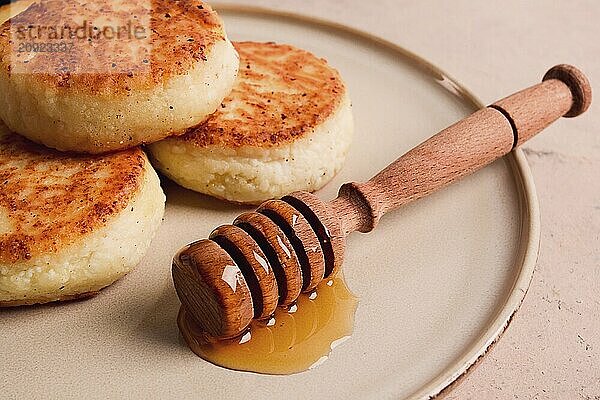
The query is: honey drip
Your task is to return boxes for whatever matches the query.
[178,275,358,375]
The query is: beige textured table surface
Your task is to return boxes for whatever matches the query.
[220,1,600,398]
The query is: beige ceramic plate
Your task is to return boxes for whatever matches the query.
[1,5,540,400]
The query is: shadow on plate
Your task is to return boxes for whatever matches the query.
[159,174,255,213]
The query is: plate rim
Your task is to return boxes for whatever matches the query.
[213,3,541,399]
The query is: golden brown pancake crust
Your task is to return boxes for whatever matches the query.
[0,0,225,94]
[0,130,145,263]
[175,41,346,148]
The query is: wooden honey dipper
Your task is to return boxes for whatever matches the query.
[173,64,591,339]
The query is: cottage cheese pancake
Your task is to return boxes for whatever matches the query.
[148,41,354,204]
[0,122,165,306]
[0,0,239,153]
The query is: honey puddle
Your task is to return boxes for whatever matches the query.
[178,275,358,375]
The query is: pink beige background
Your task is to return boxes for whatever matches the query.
[0,1,597,398]
[222,1,600,398]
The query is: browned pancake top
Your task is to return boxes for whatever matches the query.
[0,126,146,263]
[176,41,346,148]
[0,0,225,94]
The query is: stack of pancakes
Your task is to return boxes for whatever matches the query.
[0,0,353,305]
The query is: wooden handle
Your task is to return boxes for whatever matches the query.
[173,65,591,339]
[331,64,591,234]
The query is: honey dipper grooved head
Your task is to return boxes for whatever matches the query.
[210,225,279,320]
[256,200,326,292]
[172,191,347,339]
[173,240,254,339]
[233,212,303,307]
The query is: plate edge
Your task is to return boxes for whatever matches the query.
[211,4,542,399]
